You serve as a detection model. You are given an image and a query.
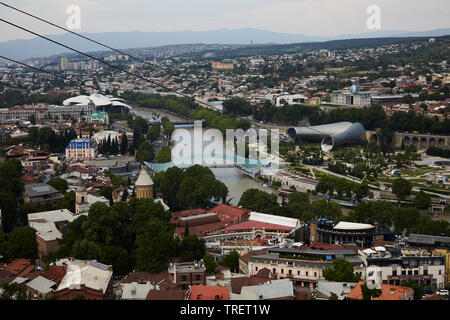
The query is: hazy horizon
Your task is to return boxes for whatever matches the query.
[1,0,449,43]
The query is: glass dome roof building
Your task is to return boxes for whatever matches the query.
[349,84,360,94]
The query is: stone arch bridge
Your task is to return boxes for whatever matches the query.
[366,131,450,150]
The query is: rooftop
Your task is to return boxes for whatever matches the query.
[333,221,375,231]
[55,259,113,294]
[135,166,154,186]
[26,276,56,295]
[24,183,60,198]
[188,284,229,300]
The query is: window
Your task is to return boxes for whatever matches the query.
[392,270,397,276]
[181,275,187,282]
[195,275,201,281]
[408,270,412,275]
[288,270,292,276]
[297,271,300,276]
[281,269,284,274]
[314,272,317,277]
[414,270,418,275]
[305,271,308,276]
[402,270,406,276]
[255,266,258,272]
[424,270,428,275]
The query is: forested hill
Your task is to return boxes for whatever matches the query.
[191,35,450,59]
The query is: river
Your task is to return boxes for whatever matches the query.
[131,107,277,205]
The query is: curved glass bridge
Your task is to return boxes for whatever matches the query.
[145,153,272,176]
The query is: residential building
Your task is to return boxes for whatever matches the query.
[168,260,206,286]
[315,280,358,300]
[23,183,64,208]
[28,209,87,259]
[54,258,114,300]
[120,282,159,300]
[359,246,446,290]
[230,278,294,300]
[26,276,57,299]
[65,138,98,160]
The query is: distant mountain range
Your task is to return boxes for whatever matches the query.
[1,27,449,60]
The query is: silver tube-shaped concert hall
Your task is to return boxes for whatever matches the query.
[287,122,366,152]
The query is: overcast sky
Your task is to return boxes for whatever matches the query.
[1,0,449,42]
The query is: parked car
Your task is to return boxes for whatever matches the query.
[436,289,449,296]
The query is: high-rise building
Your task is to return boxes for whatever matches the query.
[60,57,68,71]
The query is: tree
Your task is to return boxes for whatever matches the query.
[71,239,102,260]
[283,192,312,221]
[179,235,205,260]
[184,221,189,237]
[323,259,361,282]
[154,165,228,210]
[392,178,412,203]
[121,189,129,202]
[203,254,218,274]
[100,186,114,206]
[414,191,431,210]
[220,250,240,273]
[238,189,279,215]
[6,226,37,261]
[29,114,36,125]
[311,200,342,220]
[120,134,129,155]
[47,178,68,194]
[156,146,171,163]
[402,279,424,300]
[136,141,155,162]
[146,124,161,142]
[0,283,27,300]
[161,117,175,136]
[56,190,76,213]
[361,282,381,300]
[100,245,130,276]
[329,292,339,300]
[135,219,178,273]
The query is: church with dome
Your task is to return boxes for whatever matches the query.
[135,166,154,199]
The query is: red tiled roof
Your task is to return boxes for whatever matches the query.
[225,220,293,232]
[188,285,229,300]
[172,209,207,220]
[121,270,178,291]
[231,276,271,294]
[42,266,67,283]
[147,290,186,300]
[239,249,268,265]
[21,176,37,184]
[5,259,35,277]
[347,281,414,300]
[302,243,347,251]
[175,221,227,237]
[422,294,448,300]
[208,204,250,222]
